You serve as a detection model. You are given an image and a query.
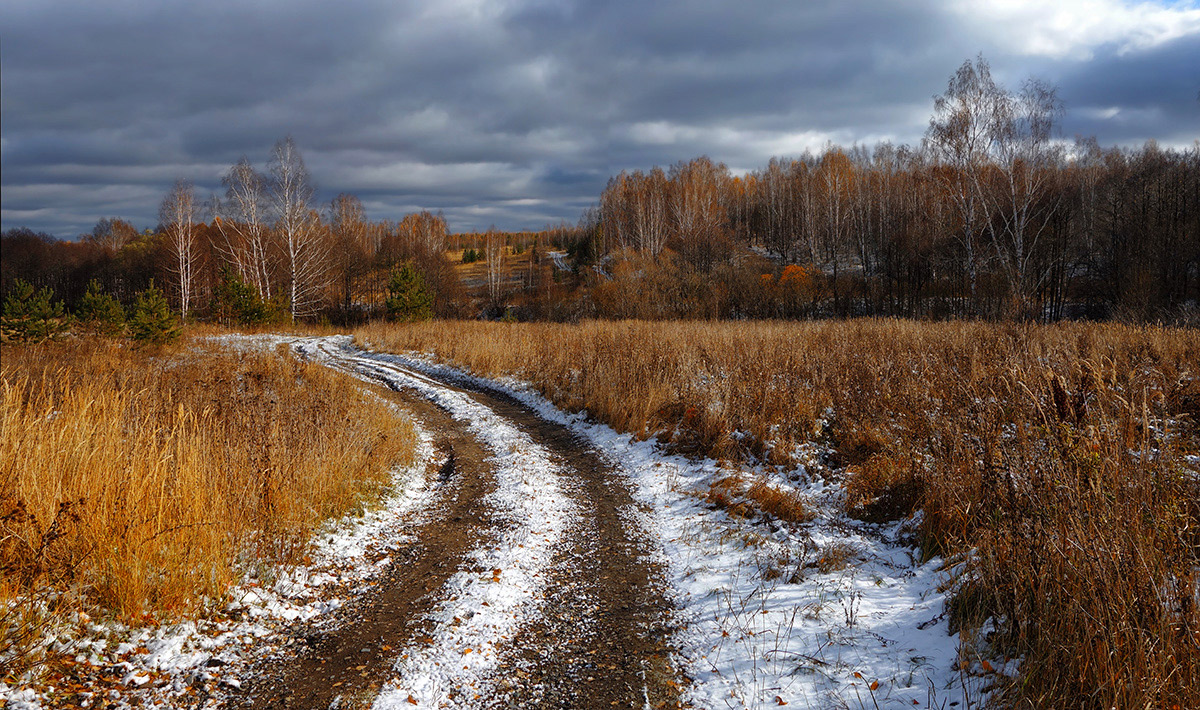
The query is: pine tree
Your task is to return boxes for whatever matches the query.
[212,267,279,326]
[75,279,126,336]
[1,279,69,343]
[385,263,433,322]
[129,280,180,344]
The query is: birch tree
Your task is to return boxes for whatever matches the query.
[632,167,669,257]
[668,157,729,270]
[269,136,328,320]
[927,56,1064,315]
[484,226,505,304]
[213,158,274,300]
[159,179,198,319]
[988,77,1064,314]
[925,56,1004,305]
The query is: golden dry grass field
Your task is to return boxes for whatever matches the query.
[0,334,416,679]
[356,318,1200,708]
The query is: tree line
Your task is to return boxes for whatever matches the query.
[569,57,1198,322]
[2,136,467,327]
[2,57,1197,325]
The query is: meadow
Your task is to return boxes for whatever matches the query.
[0,334,415,680]
[357,318,1200,708]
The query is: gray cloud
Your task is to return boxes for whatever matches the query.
[2,0,1196,237]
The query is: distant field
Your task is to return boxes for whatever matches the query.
[357,318,1200,708]
[448,245,542,293]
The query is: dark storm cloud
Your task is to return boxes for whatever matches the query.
[1056,36,1200,146]
[2,0,1196,237]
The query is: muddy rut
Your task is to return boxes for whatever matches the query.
[238,341,681,709]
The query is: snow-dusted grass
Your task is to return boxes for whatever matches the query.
[0,336,425,709]
[339,337,976,709]
[356,319,1200,708]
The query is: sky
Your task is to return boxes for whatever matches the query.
[2,0,1198,238]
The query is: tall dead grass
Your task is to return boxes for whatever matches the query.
[356,318,1200,709]
[1,336,414,677]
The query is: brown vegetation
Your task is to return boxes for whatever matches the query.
[356,318,1200,708]
[0,335,415,678]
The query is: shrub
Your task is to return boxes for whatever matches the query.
[386,262,433,322]
[128,281,179,344]
[211,268,281,326]
[0,279,69,343]
[74,280,125,337]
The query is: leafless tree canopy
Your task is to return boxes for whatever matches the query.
[269,136,327,320]
[159,179,198,318]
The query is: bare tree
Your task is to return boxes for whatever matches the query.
[269,136,328,320]
[926,55,1006,305]
[632,167,669,257]
[927,56,1064,315]
[988,77,1064,314]
[212,158,274,300]
[330,193,368,313]
[396,211,448,258]
[668,157,729,270]
[159,179,198,319]
[600,172,634,254]
[86,218,138,253]
[819,147,853,313]
[484,226,505,304]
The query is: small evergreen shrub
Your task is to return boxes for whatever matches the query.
[129,281,180,344]
[211,268,281,326]
[75,280,126,336]
[386,263,433,322]
[1,279,69,343]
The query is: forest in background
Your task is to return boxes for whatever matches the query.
[2,58,1197,326]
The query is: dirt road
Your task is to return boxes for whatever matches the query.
[238,338,680,709]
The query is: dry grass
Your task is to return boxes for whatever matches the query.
[703,473,809,524]
[356,318,1200,709]
[0,334,415,679]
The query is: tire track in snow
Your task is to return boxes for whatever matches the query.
[305,338,578,709]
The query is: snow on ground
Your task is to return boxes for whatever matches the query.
[351,334,990,709]
[7,333,993,709]
[545,250,572,272]
[291,338,579,709]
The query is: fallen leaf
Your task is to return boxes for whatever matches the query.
[869,680,879,691]
[774,696,787,705]
[406,695,418,705]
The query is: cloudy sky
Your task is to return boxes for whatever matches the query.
[2,0,1198,238]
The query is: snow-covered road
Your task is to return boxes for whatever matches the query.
[4,334,985,710]
[338,334,988,710]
